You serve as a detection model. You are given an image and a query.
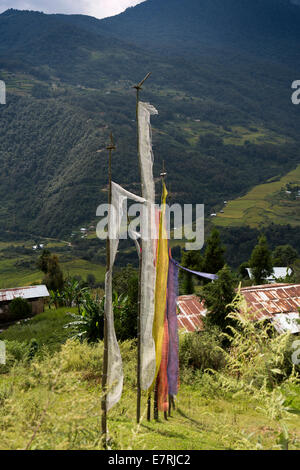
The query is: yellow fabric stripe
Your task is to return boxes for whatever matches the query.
[152,182,169,386]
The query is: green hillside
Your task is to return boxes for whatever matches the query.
[0,5,300,239]
[0,238,106,289]
[214,164,300,228]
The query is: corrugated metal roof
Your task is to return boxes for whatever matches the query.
[271,313,300,334]
[241,283,300,333]
[176,295,206,332]
[0,285,49,302]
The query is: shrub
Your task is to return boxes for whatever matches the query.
[64,292,104,343]
[65,289,138,343]
[8,297,32,319]
[179,325,225,373]
[199,264,237,334]
[26,339,39,362]
[222,289,300,390]
[0,340,29,374]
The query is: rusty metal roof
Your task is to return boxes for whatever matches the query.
[241,283,300,333]
[176,295,206,332]
[0,285,49,302]
[272,313,300,334]
[176,285,300,334]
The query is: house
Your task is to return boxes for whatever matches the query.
[241,283,300,334]
[246,267,292,284]
[176,295,207,332]
[176,285,300,335]
[0,285,50,322]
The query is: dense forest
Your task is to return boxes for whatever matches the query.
[0,1,300,242]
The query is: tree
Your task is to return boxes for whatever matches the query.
[113,265,139,339]
[37,249,51,273]
[113,265,138,296]
[180,249,203,294]
[202,229,225,278]
[62,277,88,312]
[238,261,250,280]
[37,250,64,291]
[65,292,104,343]
[200,265,237,333]
[291,259,300,283]
[114,274,139,340]
[86,273,96,287]
[272,245,298,267]
[249,235,273,285]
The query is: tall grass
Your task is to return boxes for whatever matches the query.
[0,300,299,450]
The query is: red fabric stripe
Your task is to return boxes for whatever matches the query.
[157,309,169,412]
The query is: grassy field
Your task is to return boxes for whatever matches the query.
[0,307,75,352]
[175,121,291,147]
[0,257,105,289]
[0,308,299,450]
[61,259,105,283]
[1,360,299,450]
[0,257,44,288]
[0,235,106,290]
[214,164,300,228]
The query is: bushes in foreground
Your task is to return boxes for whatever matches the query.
[179,290,299,398]
[179,325,225,373]
[8,297,32,319]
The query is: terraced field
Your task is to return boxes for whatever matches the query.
[214,164,300,228]
[0,256,105,289]
[0,239,105,289]
[177,121,291,147]
[0,71,35,96]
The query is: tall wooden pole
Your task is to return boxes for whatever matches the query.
[101,133,115,447]
[134,72,152,424]
[161,163,168,424]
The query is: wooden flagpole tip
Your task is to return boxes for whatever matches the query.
[106,132,116,151]
[134,72,152,90]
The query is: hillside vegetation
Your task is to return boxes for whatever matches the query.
[214,164,300,228]
[0,305,299,450]
[0,2,300,238]
[0,238,106,289]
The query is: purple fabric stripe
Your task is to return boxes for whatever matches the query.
[167,257,179,396]
[173,260,218,281]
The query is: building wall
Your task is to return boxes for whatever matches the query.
[0,303,10,322]
[31,298,45,315]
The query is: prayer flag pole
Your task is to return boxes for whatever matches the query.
[134,72,152,424]
[161,161,168,423]
[101,133,116,447]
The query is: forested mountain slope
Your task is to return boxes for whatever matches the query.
[0,2,299,237]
